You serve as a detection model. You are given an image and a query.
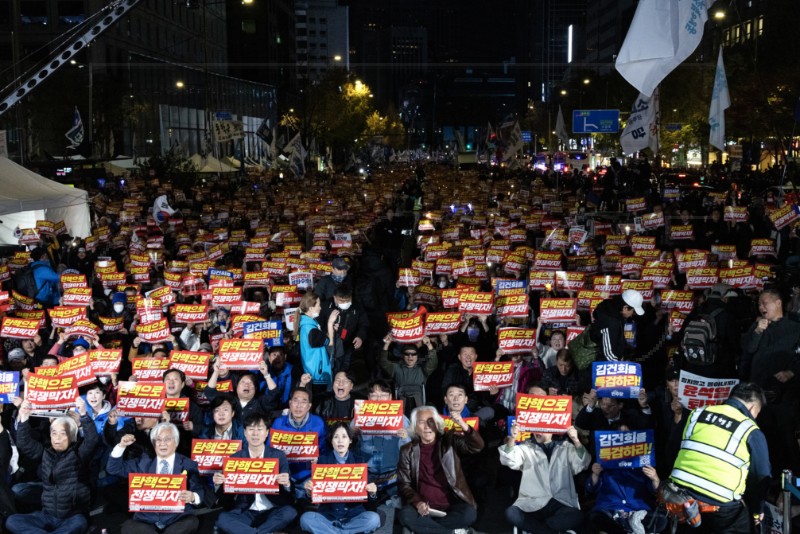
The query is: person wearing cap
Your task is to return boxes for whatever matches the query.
[590,289,645,363]
[315,257,352,302]
[6,347,30,372]
[647,366,689,478]
[67,246,92,276]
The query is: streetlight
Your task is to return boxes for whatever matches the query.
[583,78,590,85]
[714,10,725,19]
[175,81,185,89]
[560,89,568,96]
[333,55,342,62]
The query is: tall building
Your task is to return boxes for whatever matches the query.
[0,0,274,162]
[295,0,349,82]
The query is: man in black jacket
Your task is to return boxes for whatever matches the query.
[590,290,644,362]
[213,413,296,533]
[318,286,369,374]
[7,398,99,534]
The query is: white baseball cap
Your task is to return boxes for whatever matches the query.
[622,289,645,315]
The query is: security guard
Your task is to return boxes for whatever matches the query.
[670,382,771,533]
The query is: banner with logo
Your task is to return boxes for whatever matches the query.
[424,312,462,336]
[310,464,368,503]
[222,457,279,494]
[27,374,78,411]
[514,394,572,433]
[218,339,265,370]
[592,362,642,399]
[1,317,40,339]
[137,318,172,343]
[88,349,122,375]
[595,429,655,468]
[496,294,529,319]
[386,311,425,343]
[539,298,577,323]
[128,474,186,513]
[269,430,320,461]
[458,291,494,316]
[678,370,739,410]
[497,327,537,355]
[353,399,405,435]
[168,351,210,380]
[472,361,514,391]
[191,439,242,474]
[131,357,170,382]
[242,321,283,347]
[116,381,167,417]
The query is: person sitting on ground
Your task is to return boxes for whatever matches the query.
[500,419,590,534]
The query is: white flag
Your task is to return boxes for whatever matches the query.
[555,106,569,145]
[504,122,523,165]
[615,0,711,97]
[620,89,660,155]
[709,49,731,151]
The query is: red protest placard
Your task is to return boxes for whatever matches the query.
[218,339,265,370]
[496,294,529,319]
[128,474,186,513]
[497,328,537,355]
[621,279,654,300]
[473,361,514,391]
[212,286,243,306]
[398,268,421,287]
[48,306,87,328]
[27,374,78,411]
[116,381,166,417]
[353,400,405,435]
[89,349,122,375]
[173,304,209,324]
[191,440,242,474]
[661,290,694,315]
[164,397,190,423]
[424,312,462,336]
[441,288,462,309]
[539,298,577,323]
[1,317,40,339]
[168,351,210,381]
[60,273,88,290]
[131,357,170,382]
[514,394,572,433]
[310,464,369,503]
[458,291,494,316]
[62,287,92,307]
[137,318,172,343]
[56,353,95,387]
[269,430,320,461]
[222,457,280,494]
[386,311,424,343]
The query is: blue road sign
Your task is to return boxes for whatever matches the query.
[521,131,532,142]
[572,109,620,134]
[665,123,682,131]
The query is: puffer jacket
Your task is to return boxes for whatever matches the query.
[590,297,628,362]
[16,415,99,518]
[398,426,484,508]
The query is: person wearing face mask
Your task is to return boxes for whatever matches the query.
[315,257,353,302]
[110,291,135,330]
[318,286,369,375]
[294,292,336,396]
[456,314,496,360]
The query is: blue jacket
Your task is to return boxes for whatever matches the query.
[31,259,61,306]
[107,452,211,527]
[314,450,376,521]
[299,314,332,385]
[270,362,294,406]
[586,467,657,513]
[270,413,327,484]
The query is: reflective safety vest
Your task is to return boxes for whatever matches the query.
[670,403,758,503]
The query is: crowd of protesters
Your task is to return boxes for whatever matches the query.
[0,159,799,534]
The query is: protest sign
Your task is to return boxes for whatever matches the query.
[592,362,642,398]
[386,311,424,343]
[222,457,279,494]
[269,430,320,462]
[595,429,655,468]
[310,464,368,503]
[0,371,19,403]
[116,381,166,417]
[352,400,405,435]
[514,394,572,433]
[497,328,536,355]
[27,374,78,411]
[472,361,514,391]
[678,370,739,410]
[424,312,462,336]
[218,339,265,370]
[128,474,186,513]
[191,439,242,474]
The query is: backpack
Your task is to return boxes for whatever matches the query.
[567,326,598,371]
[681,308,724,366]
[12,263,43,300]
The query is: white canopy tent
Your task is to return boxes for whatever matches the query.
[189,154,238,173]
[0,157,91,244]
